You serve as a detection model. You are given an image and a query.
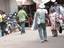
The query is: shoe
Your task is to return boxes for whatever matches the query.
[53,35,58,37]
[21,30,25,33]
[41,40,44,43]
[44,40,48,42]
[21,32,25,34]
[23,32,25,33]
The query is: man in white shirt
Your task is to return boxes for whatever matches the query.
[32,3,48,43]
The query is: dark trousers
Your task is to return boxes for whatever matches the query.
[38,23,47,40]
[0,22,8,36]
[18,22,25,33]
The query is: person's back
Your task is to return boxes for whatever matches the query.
[32,4,48,43]
[17,9,27,22]
[37,9,47,24]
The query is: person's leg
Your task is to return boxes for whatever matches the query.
[18,22,21,31]
[1,23,5,36]
[18,22,25,34]
[38,24,44,42]
[52,22,58,37]
[1,30,4,36]
[42,23,47,41]
[21,22,25,33]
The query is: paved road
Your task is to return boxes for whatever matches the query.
[0,27,64,48]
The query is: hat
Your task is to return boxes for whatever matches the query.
[39,3,45,8]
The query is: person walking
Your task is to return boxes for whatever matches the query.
[0,12,8,36]
[32,3,48,43]
[49,2,63,37]
[17,6,27,34]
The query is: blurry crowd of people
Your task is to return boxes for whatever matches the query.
[32,1,64,43]
[0,10,21,36]
[0,6,33,36]
[0,1,64,43]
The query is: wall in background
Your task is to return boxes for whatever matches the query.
[9,0,18,14]
[0,0,6,12]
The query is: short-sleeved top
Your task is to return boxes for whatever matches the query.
[17,9,27,22]
[36,9,48,24]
